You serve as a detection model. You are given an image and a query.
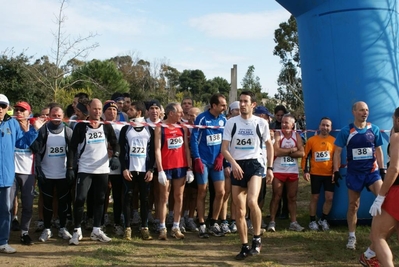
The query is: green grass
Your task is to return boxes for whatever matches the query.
[7,177,399,267]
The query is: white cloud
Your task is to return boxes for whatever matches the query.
[188,9,288,40]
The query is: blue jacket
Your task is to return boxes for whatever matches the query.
[0,115,38,187]
[190,110,226,165]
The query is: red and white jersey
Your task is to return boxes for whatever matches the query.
[273,131,299,174]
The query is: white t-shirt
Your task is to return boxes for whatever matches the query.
[222,115,270,160]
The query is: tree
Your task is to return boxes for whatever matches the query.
[69,59,129,100]
[240,65,264,102]
[273,15,303,112]
[26,0,99,102]
[179,69,207,101]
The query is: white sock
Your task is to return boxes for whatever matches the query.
[173,222,179,228]
[349,232,356,238]
[93,227,101,234]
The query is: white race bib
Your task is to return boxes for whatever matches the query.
[281,156,296,166]
[86,131,105,144]
[314,151,330,162]
[206,133,222,146]
[352,147,373,160]
[130,146,146,158]
[234,138,254,150]
[48,146,66,157]
[167,136,183,149]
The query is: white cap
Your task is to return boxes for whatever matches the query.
[0,94,9,106]
[229,101,239,110]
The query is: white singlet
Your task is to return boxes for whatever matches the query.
[42,128,67,179]
[273,131,299,174]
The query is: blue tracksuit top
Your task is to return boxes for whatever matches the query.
[190,110,226,165]
[0,115,38,187]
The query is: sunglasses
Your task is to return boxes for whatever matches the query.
[14,108,27,112]
[0,104,7,109]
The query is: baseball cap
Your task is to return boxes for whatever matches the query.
[14,101,31,112]
[146,99,161,110]
[0,94,10,106]
[254,106,274,117]
[229,101,239,110]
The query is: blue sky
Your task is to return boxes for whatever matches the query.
[0,0,290,97]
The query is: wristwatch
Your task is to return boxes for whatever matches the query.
[267,167,274,171]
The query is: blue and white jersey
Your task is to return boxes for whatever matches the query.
[190,110,226,165]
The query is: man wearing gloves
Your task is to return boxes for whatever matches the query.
[0,94,44,253]
[190,93,227,238]
[67,98,120,245]
[333,101,385,266]
[154,103,192,240]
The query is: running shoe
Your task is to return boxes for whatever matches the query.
[58,228,72,240]
[171,227,185,239]
[114,224,124,237]
[229,221,238,233]
[141,227,153,240]
[186,219,199,232]
[179,217,186,233]
[39,229,52,242]
[35,220,44,232]
[346,236,356,250]
[221,222,231,234]
[249,238,262,256]
[209,223,225,237]
[90,229,112,242]
[199,224,209,238]
[69,229,83,245]
[0,244,16,254]
[289,221,305,232]
[235,246,250,260]
[318,219,330,231]
[267,221,276,232]
[359,253,380,267]
[309,221,319,231]
[20,233,34,245]
[124,227,132,240]
[158,228,167,240]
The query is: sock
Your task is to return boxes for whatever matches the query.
[364,247,376,259]
[159,223,166,229]
[310,216,316,222]
[93,227,100,234]
[173,222,179,229]
[21,230,28,236]
[349,232,356,238]
[242,243,249,250]
[253,235,261,240]
[210,219,216,226]
[321,213,328,220]
[13,215,18,221]
[222,220,228,224]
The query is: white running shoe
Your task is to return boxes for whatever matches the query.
[229,221,238,233]
[309,221,319,231]
[318,219,330,231]
[0,244,16,254]
[114,225,124,236]
[221,222,231,234]
[58,228,72,240]
[289,221,305,232]
[39,229,52,242]
[69,229,83,245]
[346,236,356,250]
[267,221,276,232]
[90,229,112,243]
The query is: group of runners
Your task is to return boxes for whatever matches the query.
[0,91,397,265]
